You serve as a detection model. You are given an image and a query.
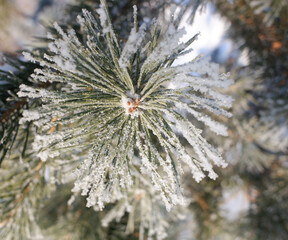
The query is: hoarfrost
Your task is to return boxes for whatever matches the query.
[119,22,146,68]
[18,4,232,215]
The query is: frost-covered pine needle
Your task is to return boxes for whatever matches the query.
[18,0,233,211]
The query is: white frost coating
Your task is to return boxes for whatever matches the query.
[141,24,186,74]
[37,150,58,162]
[101,199,128,227]
[95,3,108,33]
[164,110,227,180]
[175,102,228,136]
[22,52,37,63]
[100,188,174,240]
[52,55,76,71]
[47,26,76,71]
[181,153,205,182]
[18,6,233,216]
[31,133,62,161]
[46,32,54,40]
[17,84,51,99]
[19,110,41,124]
[119,23,146,68]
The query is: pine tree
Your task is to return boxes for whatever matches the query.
[1,0,287,239]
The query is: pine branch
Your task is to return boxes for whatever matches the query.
[0,56,39,166]
[0,119,81,239]
[17,0,232,213]
[0,129,45,239]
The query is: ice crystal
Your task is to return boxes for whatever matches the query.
[18,0,233,211]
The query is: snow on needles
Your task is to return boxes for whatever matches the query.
[18,0,233,218]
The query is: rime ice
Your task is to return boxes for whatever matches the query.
[17,1,233,219]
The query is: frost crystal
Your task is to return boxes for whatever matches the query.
[18,0,233,212]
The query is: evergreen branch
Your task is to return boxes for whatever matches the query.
[0,56,39,166]
[0,122,80,239]
[18,0,232,212]
[0,150,44,239]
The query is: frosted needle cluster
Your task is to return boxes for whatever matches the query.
[18,0,233,211]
